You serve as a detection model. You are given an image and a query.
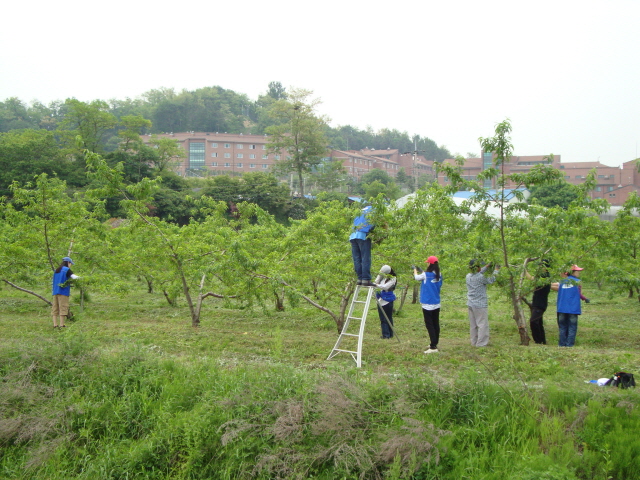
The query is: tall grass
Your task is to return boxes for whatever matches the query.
[1,281,639,479]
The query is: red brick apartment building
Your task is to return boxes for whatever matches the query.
[147,132,434,181]
[148,133,639,205]
[329,148,433,180]
[144,132,284,176]
[436,154,640,206]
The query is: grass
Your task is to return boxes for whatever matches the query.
[0,279,639,479]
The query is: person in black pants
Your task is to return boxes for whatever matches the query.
[526,260,551,344]
[374,265,397,339]
[414,256,443,353]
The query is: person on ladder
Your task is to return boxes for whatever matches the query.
[374,265,396,339]
[349,205,374,286]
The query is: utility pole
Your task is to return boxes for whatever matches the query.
[403,137,427,192]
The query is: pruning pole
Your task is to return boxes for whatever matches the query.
[376,295,400,343]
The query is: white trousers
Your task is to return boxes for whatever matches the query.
[468,306,489,347]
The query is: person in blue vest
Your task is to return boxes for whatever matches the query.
[552,264,589,347]
[51,256,80,328]
[374,265,396,339]
[414,256,443,353]
[349,205,374,286]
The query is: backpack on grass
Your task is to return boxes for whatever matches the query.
[606,372,636,389]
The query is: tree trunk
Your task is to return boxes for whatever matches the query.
[411,283,419,304]
[274,289,285,311]
[396,284,409,314]
[144,275,153,294]
[162,290,176,307]
[507,274,530,346]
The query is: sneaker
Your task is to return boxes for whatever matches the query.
[424,348,439,353]
[361,280,374,287]
[356,279,363,285]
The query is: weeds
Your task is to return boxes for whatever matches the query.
[1,282,639,479]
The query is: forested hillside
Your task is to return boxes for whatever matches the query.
[0,82,451,161]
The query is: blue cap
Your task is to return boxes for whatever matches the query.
[62,256,75,265]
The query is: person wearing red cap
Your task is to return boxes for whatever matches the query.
[552,264,589,347]
[414,256,443,353]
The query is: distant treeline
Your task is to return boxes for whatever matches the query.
[0,82,452,161]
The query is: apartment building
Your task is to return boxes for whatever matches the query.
[143,132,282,176]
[436,154,640,206]
[147,132,639,205]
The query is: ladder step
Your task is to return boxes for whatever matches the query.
[333,349,357,354]
[340,333,359,337]
[347,316,364,321]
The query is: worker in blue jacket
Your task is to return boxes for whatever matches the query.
[552,264,589,347]
[349,205,374,286]
[51,256,80,328]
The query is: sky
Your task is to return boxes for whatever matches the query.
[1,0,639,167]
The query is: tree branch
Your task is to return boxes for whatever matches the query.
[2,279,52,306]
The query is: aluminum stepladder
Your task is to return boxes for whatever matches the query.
[327,285,375,368]
[327,285,395,368]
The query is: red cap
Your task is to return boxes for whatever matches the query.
[571,264,583,271]
[425,256,439,264]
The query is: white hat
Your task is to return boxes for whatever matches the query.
[379,265,391,274]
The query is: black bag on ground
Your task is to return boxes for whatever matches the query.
[606,372,636,389]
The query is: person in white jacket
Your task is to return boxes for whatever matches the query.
[374,265,397,339]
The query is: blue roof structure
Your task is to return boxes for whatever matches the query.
[452,188,527,201]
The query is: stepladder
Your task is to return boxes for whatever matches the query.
[327,285,397,368]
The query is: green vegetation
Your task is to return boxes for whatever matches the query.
[1,119,639,478]
[1,280,639,479]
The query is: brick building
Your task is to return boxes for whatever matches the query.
[148,132,639,205]
[143,132,283,177]
[436,154,640,206]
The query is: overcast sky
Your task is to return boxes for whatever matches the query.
[1,0,638,167]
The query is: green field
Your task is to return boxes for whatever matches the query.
[1,280,639,480]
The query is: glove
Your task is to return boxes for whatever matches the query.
[584,298,590,304]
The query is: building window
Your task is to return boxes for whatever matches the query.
[249,154,256,159]
[609,193,616,197]
[250,163,256,168]
[224,162,231,167]
[224,153,231,158]
[565,176,570,179]
[211,152,218,158]
[212,162,218,167]
[560,165,565,169]
[608,186,614,191]
[237,163,243,168]
[575,175,581,179]
[236,144,243,149]
[262,145,267,150]
[237,154,243,158]
[275,155,280,160]
[262,164,268,169]
[189,142,205,169]
[596,187,602,192]
[262,154,268,159]
[224,143,230,148]
[211,142,218,148]
[249,144,256,149]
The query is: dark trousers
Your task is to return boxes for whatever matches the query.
[529,307,547,344]
[378,302,394,338]
[422,308,440,349]
[557,313,579,347]
[350,238,371,281]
